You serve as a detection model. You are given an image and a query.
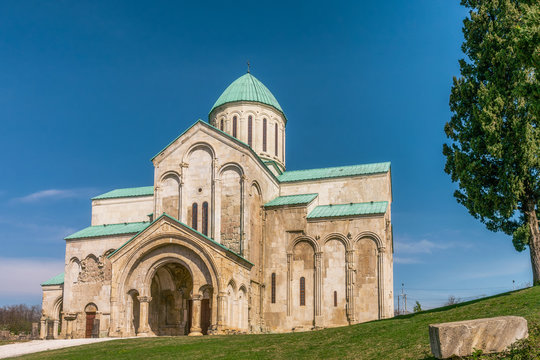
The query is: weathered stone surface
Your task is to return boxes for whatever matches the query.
[41,74,395,339]
[429,316,528,359]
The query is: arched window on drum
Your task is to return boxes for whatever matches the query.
[192,203,198,230]
[202,202,209,236]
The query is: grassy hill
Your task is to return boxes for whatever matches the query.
[11,286,540,360]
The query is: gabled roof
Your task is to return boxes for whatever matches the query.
[278,162,391,183]
[307,201,388,219]
[209,73,286,121]
[92,186,154,200]
[150,119,279,184]
[65,221,151,240]
[41,272,64,286]
[264,193,318,207]
[109,213,253,266]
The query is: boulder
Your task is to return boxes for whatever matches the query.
[429,316,528,359]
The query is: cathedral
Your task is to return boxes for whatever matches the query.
[40,72,394,339]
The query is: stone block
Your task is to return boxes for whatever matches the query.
[429,316,528,359]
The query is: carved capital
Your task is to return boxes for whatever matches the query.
[63,312,78,321]
[137,296,152,303]
[378,247,386,254]
[192,294,203,301]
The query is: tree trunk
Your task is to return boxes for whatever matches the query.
[526,201,540,285]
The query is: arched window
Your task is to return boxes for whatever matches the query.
[300,277,305,306]
[202,202,209,236]
[220,119,224,131]
[263,118,267,152]
[271,273,276,304]
[248,116,253,147]
[233,116,238,138]
[192,203,198,230]
[334,291,337,307]
[274,123,278,156]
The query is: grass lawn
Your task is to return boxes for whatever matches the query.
[8,286,540,359]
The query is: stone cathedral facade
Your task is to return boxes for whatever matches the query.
[40,72,394,339]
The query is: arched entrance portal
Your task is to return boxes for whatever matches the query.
[146,262,213,336]
[114,236,227,338]
[149,263,193,335]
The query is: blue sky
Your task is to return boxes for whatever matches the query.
[0,1,532,309]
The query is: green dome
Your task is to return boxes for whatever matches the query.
[210,73,285,119]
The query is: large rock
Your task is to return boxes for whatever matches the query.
[429,316,528,359]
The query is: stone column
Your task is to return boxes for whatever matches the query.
[314,251,323,327]
[217,291,227,330]
[214,177,221,243]
[239,174,246,256]
[178,179,183,222]
[189,294,203,336]
[137,296,152,336]
[345,250,356,324]
[153,186,160,217]
[63,313,77,339]
[39,318,47,339]
[211,160,216,239]
[286,253,292,316]
[377,247,386,319]
[53,319,59,339]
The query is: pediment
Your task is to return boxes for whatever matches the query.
[108,213,252,269]
[150,120,278,183]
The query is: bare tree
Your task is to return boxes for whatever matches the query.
[0,304,41,334]
[445,296,461,306]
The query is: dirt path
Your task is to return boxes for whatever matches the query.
[0,337,128,359]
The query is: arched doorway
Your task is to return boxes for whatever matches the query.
[200,285,213,335]
[84,303,98,338]
[126,290,140,336]
[149,263,194,336]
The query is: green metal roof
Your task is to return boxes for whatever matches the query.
[265,193,318,207]
[92,186,154,200]
[263,160,284,175]
[109,213,253,266]
[307,201,388,219]
[65,221,151,240]
[278,162,391,183]
[209,73,286,120]
[41,272,64,286]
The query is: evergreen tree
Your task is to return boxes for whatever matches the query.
[444,0,540,283]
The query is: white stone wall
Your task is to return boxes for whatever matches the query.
[279,171,392,206]
[62,234,134,338]
[263,203,393,332]
[91,196,153,226]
